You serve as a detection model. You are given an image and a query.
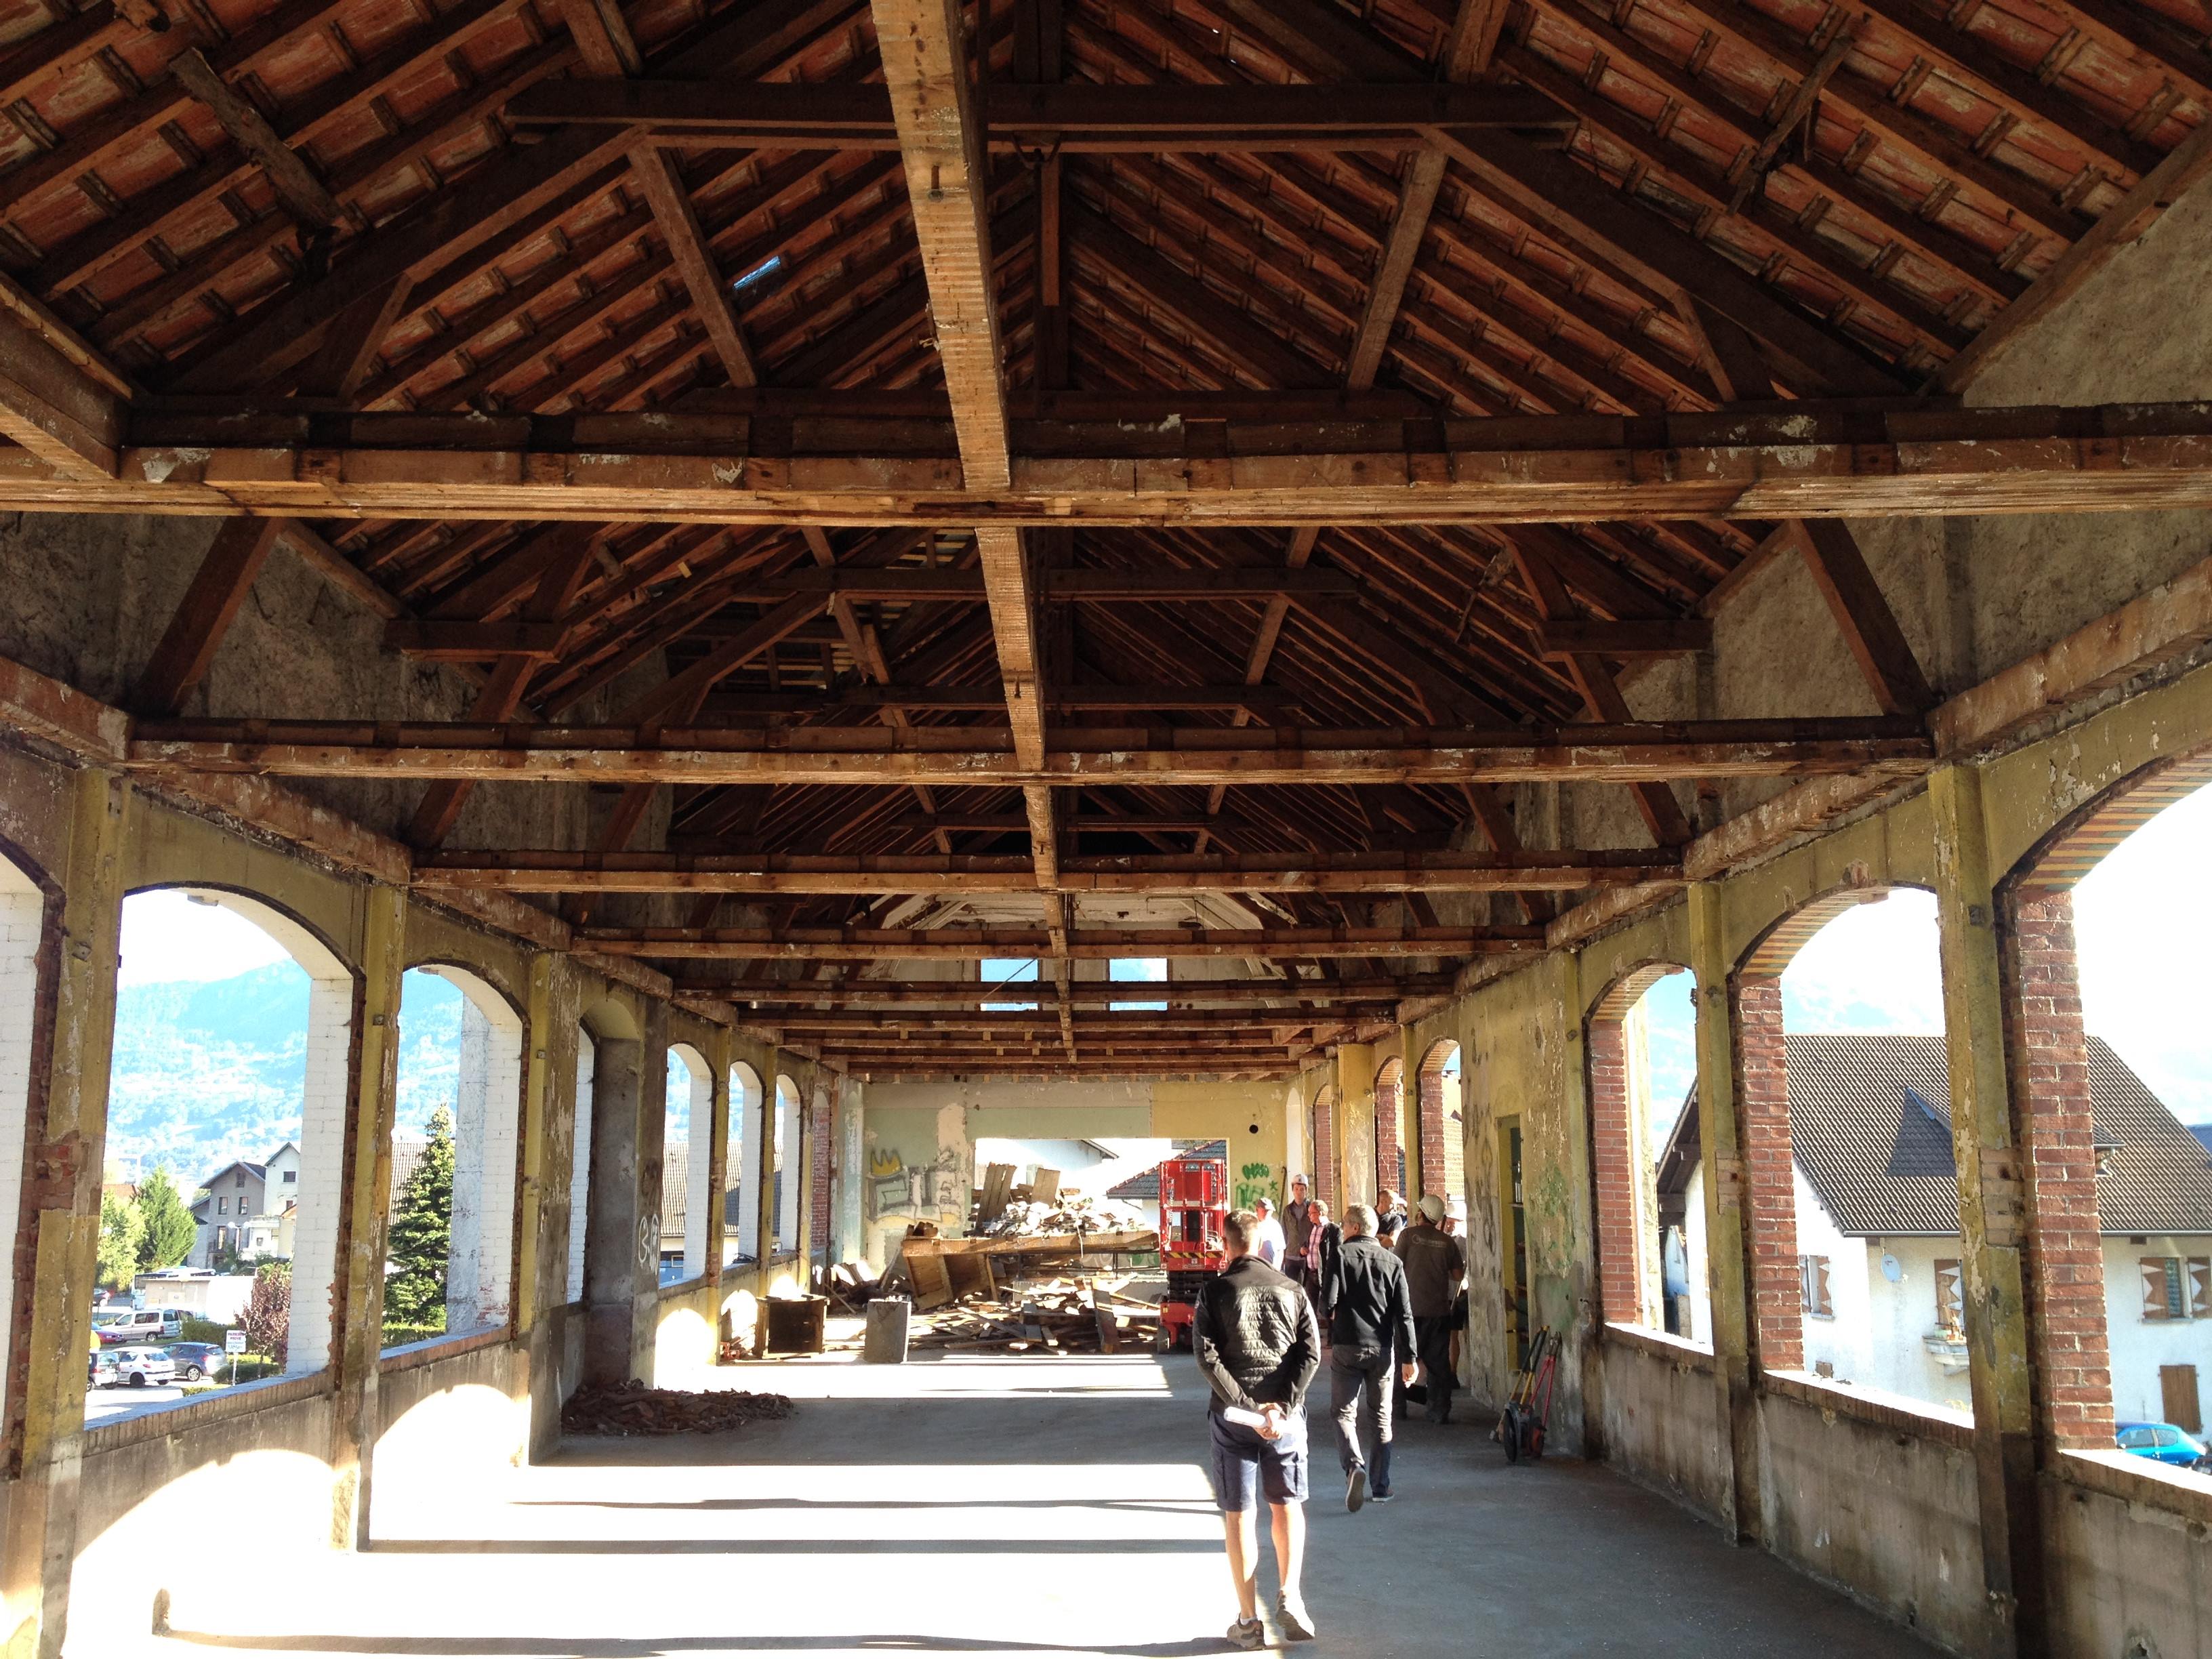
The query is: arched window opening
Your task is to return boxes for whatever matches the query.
[2014,762,2212,1472]
[0,856,40,1425]
[96,888,351,1422]
[774,1075,801,1254]
[1414,1043,1464,1206]
[726,1063,763,1269]
[565,1029,596,1306]
[1588,970,1697,1338]
[663,1046,710,1286]
[382,966,524,1352]
[1374,1059,1405,1204]
[1685,890,1958,1415]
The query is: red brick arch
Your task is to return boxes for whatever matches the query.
[1584,961,1691,1329]
[1310,1087,1338,1210]
[1374,1057,1404,1197]
[1414,1041,1461,1202]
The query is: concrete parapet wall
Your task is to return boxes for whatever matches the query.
[1597,1328,1731,1523]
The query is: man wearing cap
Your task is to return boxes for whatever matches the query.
[1282,1176,1317,1303]
[1395,1194,1467,1424]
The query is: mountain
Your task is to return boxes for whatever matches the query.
[106,965,464,1191]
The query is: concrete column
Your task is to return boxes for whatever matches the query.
[331,880,405,1553]
[836,1076,865,1265]
[1554,950,1601,1458]
[1929,762,2044,1658]
[581,1033,653,1386]
[1688,882,1761,1544]
[3,768,127,1659]
[447,996,491,1331]
[516,952,573,1459]
[754,1059,779,1269]
[701,1029,732,1285]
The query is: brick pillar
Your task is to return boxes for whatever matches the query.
[1416,1065,1445,1199]
[1374,1077,1401,1193]
[1733,975,1803,1373]
[808,1103,831,1254]
[2005,888,2116,1450]
[1587,1019,1639,1325]
[1313,1097,1336,1210]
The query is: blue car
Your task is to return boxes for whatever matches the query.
[2115,1422,2212,1470]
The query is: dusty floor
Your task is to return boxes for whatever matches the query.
[144,1347,1936,1656]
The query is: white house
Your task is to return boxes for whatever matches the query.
[1662,1034,2212,1432]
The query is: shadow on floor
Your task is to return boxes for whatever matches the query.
[162,1636,1232,1657]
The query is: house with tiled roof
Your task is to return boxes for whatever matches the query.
[1662,1034,2212,1429]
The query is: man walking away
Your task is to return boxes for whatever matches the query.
[1321,1204,1416,1511]
[1395,1195,1466,1424]
[1250,1194,1286,1268]
[1193,1208,1323,1647]
[1282,1176,1316,1296]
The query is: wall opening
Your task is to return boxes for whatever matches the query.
[774,1074,800,1254]
[1374,1057,1404,1205]
[1588,965,1698,1338]
[565,1028,596,1305]
[382,965,523,1353]
[726,1061,762,1269]
[98,887,352,1421]
[1414,1041,1463,1205]
[0,854,40,1426]
[1310,1086,1337,1210]
[2007,754,2212,1471]
[1701,887,1961,1418]
[663,1046,710,1286]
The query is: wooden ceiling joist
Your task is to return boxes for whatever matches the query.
[575,923,1545,960]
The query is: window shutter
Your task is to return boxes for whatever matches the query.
[1935,1258,1962,1336]
[2190,1259,2211,1319]
[2143,1257,2173,1320]
[1815,1257,1832,1317]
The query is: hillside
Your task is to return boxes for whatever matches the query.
[106,966,463,1191]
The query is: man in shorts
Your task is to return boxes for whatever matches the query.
[1192,1208,1322,1647]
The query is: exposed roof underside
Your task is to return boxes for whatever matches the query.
[3,0,2206,1076]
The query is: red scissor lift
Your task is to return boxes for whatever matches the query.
[1157,1152,1228,1350]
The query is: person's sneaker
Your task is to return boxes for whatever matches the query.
[1277,1593,1317,1641]
[1347,1466,1368,1513]
[1226,1616,1266,1650]
[1372,1489,1396,1502]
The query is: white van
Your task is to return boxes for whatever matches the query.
[91,1308,184,1345]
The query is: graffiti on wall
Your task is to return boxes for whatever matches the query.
[864,1143,963,1227]
[1233,1162,1277,1212]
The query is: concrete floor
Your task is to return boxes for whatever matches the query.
[145,1347,1937,1657]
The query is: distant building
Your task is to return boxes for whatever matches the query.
[1664,1033,2212,1429]
[187,1135,400,1269]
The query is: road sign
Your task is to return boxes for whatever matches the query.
[224,1329,248,1355]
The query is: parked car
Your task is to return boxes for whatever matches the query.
[163,1342,227,1382]
[102,1347,177,1388]
[2114,1422,2212,1470]
[88,1350,119,1388]
[91,1308,183,1346]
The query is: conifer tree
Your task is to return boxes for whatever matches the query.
[384,1107,455,1330]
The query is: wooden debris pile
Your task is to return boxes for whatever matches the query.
[982,1194,1149,1238]
[909,1277,1164,1355]
[562,1379,795,1437]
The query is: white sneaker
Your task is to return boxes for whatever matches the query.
[1277,1593,1317,1641]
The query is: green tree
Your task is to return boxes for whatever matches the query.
[97,1192,144,1291]
[383,1106,454,1330]
[241,1260,289,1366]
[133,1165,197,1271]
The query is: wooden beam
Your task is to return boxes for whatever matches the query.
[384,620,569,660]
[26,403,2212,524]
[1535,620,1713,659]
[1793,520,1938,716]
[697,684,1300,712]
[126,718,1933,786]
[0,308,121,480]
[416,847,1681,893]
[271,520,406,619]
[576,924,1548,960]
[508,77,1570,136]
[697,974,1449,1004]
[134,519,285,714]
[167,48,344,231]
[765,567,1359,599]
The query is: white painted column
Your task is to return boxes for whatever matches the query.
[566,1032,596,1304]
[289,975,354,1375]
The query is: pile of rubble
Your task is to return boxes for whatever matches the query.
[562,1379,796,1437]
[909,1276,1163,1355]
[981,1194,1148,1238]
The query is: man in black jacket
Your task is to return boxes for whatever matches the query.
[1193,1209,1323,1647]
[1320,1204,1418,1511]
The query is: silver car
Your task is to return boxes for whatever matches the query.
[106,1347,178,1388]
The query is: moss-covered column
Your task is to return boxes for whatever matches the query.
[516,951,578,1459]
[331,880,404,1553]
[3,766,127,1659]
[1334,1043,1376,1208]
[1555,950,1603,1458]
[1929,761,2043,1659]
[1689,881,1759,1544]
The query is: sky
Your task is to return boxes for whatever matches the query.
[117,890,294,987]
